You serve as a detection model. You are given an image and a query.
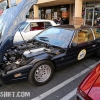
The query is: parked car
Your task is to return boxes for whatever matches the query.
[1,24,100,86]
[76,63,100,100]
[14,19,59,43]
[0,0,100,86]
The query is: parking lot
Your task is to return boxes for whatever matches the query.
[0,55,99,100]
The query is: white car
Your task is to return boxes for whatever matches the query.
[14,19,59,43]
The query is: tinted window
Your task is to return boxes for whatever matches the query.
[73,28,94,44]
[35,27,74,48]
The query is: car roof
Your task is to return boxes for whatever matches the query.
[26,19,54,22]
[53,25,96,30]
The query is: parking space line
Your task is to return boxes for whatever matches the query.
[60,88,77,100]
[31,61,100,100]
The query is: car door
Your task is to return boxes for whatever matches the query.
[24,22,45,41]
[63,28,96,64]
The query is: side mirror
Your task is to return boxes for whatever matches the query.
[71,42,78,47]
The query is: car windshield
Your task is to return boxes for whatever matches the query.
[35,27,74,48]
[19,22,28,31]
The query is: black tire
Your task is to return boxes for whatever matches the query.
[96,49,100,57]
[28,60,55,86]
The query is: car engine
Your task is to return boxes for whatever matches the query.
[1,40,63,73]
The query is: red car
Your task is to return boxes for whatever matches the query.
[76,63,100,100]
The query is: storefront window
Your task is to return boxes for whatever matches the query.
[52,7,60,19]
[41,9,45,19]
[61,8,68,19]
[45,9,51,20]
[52,6,67,19]
[39,10,41,19]
[40,5,69,24]
[94,1,100,26]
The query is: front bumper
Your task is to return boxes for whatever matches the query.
[1,64,32,84]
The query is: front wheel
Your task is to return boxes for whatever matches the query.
[28,60,54,86]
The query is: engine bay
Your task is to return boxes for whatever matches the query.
[1,39,64,73]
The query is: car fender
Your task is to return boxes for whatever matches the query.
[29,53,54,67]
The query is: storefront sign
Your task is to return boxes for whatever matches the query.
[73,17,83,25]
[62,11,68,18]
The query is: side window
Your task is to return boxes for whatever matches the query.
[72,28,94,44]
[30,22,44,31]
[92,28,100,39]
[45,22,52,28]
[37,22,44,29]
[24,24,30,32]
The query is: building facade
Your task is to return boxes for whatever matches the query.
[1,0,100,26]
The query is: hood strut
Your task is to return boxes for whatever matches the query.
[19,29,32,54]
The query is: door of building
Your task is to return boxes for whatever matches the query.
[84,7,94,26]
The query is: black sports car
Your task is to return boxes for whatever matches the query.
[0,0,100,86]
[1,25,100,86]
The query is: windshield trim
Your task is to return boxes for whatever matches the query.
[68,30,76,48]
[35,27,74,49]
[35,38,64,49]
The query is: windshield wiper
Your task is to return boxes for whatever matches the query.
[38,37,49,42]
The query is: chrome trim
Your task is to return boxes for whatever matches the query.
[76,93,85,100]
[69,30,77,48]
[90,28,96,40]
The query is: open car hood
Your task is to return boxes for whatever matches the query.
[0,0,38,63]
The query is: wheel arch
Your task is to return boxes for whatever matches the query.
[28,59,56,85]
[30,59,57,71]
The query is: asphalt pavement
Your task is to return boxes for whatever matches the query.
[0,55,99,100]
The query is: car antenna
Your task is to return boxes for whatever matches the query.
[18,28,32,54]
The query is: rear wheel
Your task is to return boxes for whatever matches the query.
[28,60,54,86]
